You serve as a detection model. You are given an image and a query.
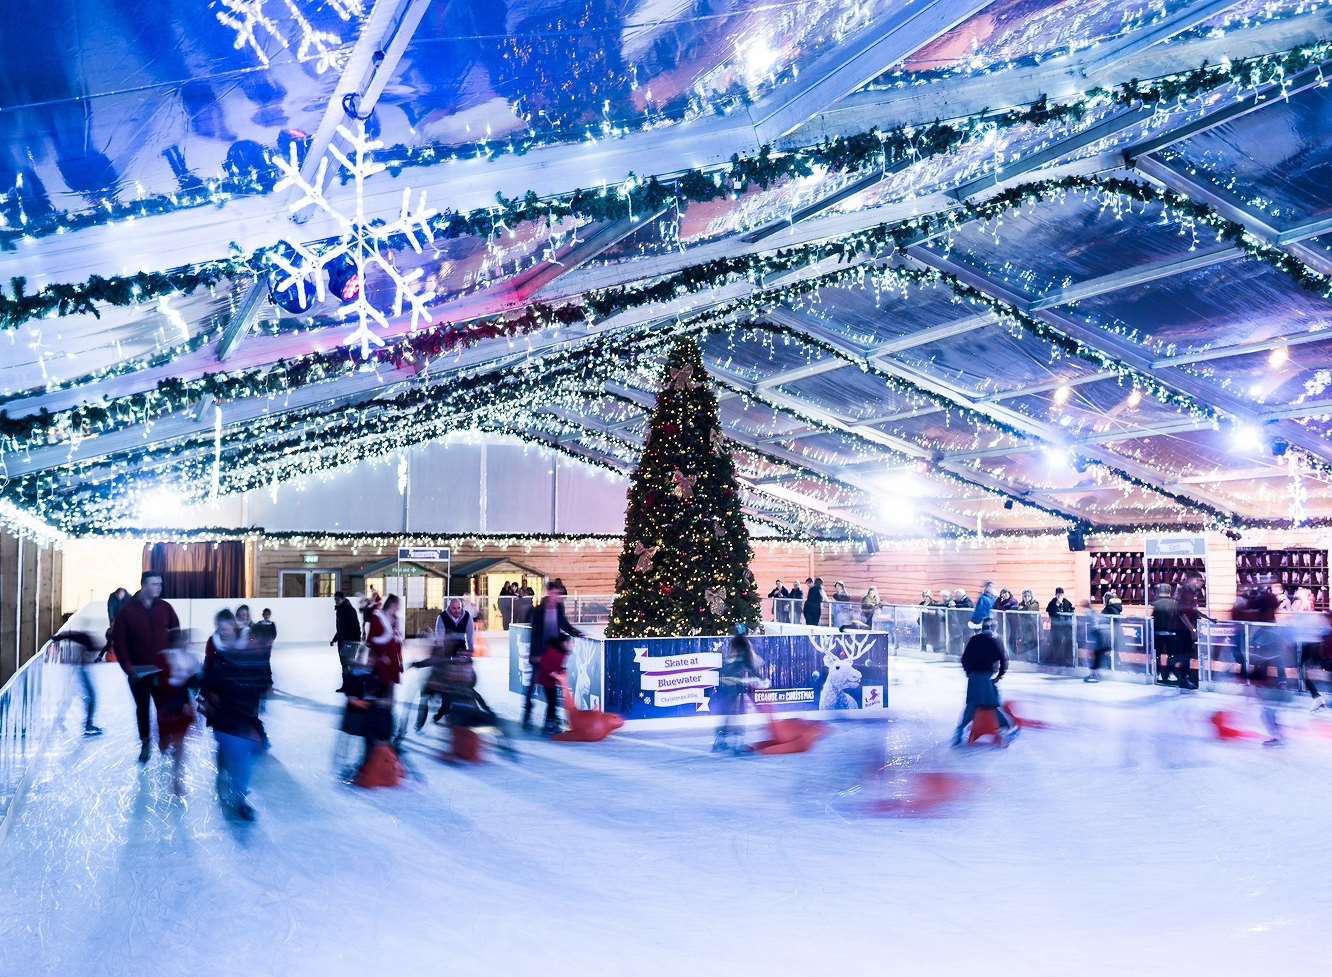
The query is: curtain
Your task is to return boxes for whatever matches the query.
[142,542,245,599]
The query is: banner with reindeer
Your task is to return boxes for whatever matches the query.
[600,632,890,720]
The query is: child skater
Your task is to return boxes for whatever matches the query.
[155,627,202,795]
[713,635,768,754]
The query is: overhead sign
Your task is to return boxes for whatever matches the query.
[398,547,451,562]
[302,553,319,565]
[1145,536,1207,559]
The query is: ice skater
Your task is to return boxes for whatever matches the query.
[1084,600,1111,682]
[951,618,1015,747]
[111,570,180,763]
[201,609,273,820]
[155,628,202,796]
[53,629,104,736]
[535,634,571,735]
[523,580,582,732]
[712,635,767,754]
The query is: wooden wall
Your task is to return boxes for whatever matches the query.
[0,530,65,686]
[247,527,1332,619]
[252,537,1083,606]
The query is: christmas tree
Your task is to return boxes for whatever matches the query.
[607,338,762,637]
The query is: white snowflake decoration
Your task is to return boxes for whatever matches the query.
[270,123,439,355]
[216,0,362,75]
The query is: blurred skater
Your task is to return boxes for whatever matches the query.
[201,609,273,820]
[1244,629,1291,747]
[53,629,104,736]
[111,570,180,763]
[367,594,405,742]
[1084,601,1111,682]
[951,619,1015,747]
[523,581,582,731]
[1151,585,1190,690]
[155,628,202,796]
[712,635,767,754]
[535,634,571,735]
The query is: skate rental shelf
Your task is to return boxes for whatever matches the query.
[508,626,890,722]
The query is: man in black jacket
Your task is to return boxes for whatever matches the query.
[523,580,583,730]
[803,577,824,626]
[952,620,1015,746]
[331,592,361,692]
[1046,587,1075,667]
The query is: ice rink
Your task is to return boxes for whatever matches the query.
[2,640,1329,977]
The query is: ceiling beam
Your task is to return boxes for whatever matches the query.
[1027,245,1241,311]
[904,243,1332,468]
[1078,0,1249,78]
[745,0,996,144]
[1151,329,1332,368]
[800,8,1332,144]
[1122,58,1332,161]
[1131,154,1332,277]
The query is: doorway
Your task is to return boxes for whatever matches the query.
[279,569,341,598]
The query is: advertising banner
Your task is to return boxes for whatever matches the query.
[507,626,604,712]
[602,632,891,720]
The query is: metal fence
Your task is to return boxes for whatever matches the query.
[496,594,616,628]
[0,638,78,831]
[763,598,1331,692]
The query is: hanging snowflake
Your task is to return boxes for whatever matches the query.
[216,0,361,74]
[269,122,439,355]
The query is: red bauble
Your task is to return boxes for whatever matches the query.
[659,584,674,596]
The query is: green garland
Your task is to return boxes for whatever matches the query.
[3,38,1327,334]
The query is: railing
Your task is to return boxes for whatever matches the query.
[496,594,615,628]
[0,637,79,832]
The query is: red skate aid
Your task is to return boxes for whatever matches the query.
[967,708,1005,746]
[1210,710,1261,742]
[355,744,405,788]
[447,726,484,763]
[1003,700,1051,730]
[551,677,625,743]
[869,772,968,816]
[753,715,828,755]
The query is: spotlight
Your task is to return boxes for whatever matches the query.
[1230,424,1264,453]
[1043,445,1073,469]
[1126,389,1142,408]
[1052,384,1072,406]
[1268,344,1290,368]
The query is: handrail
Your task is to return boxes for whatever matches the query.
[0,635,78,835]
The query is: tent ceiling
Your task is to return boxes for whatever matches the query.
[3,0,1332,539]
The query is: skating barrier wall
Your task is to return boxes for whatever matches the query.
[508,624,891,721]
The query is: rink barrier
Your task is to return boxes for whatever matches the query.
[508,625,891,723]
[0,637,79,839]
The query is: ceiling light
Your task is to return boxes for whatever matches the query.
[1052,384,1072,405]
[1126,389,1142,408]
[1268,344,1290,368]
[1230,424,1264,454]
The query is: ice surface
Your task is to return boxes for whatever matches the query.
[1,642,1328,976]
